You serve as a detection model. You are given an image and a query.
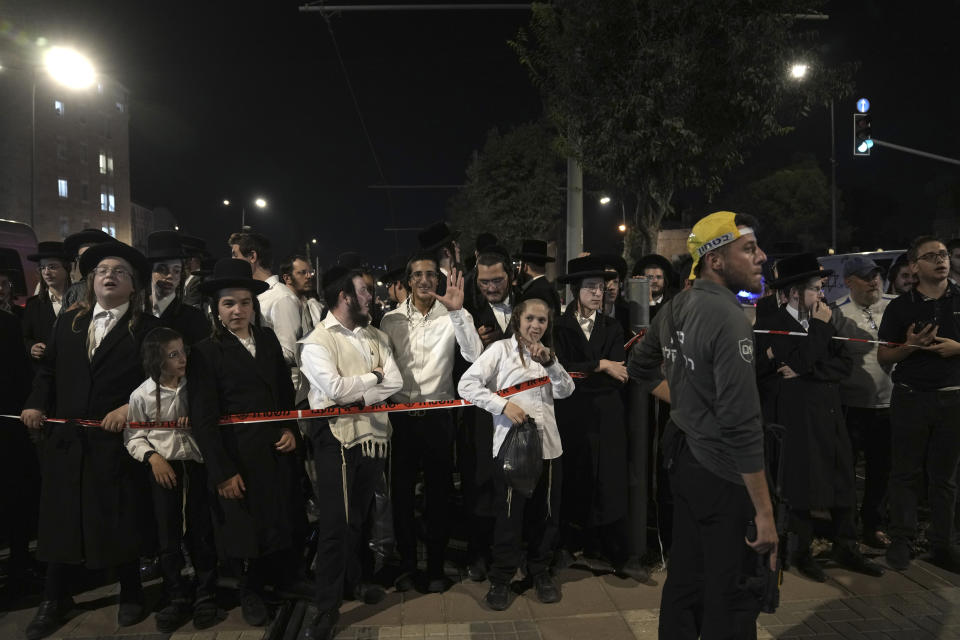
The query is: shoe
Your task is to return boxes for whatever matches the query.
[886,538,911,571]
[862,529,891,550]
[615,558,650,583]
[155,599,192,633]
[832,544,884,577]
[793,554,827,583]
[193,598,221,630]
[485,583,510,611]
[467,557,488,582]
[426,575,453,593]
[25,597,74,640]
[303,608,340,640]
[118,599,146,627]
[240,589,268,626]
[394,571,416,593]
[533,572,561,604]
[353,582,387,604]
[553,547,576,570]
[929,547,960,574]
[139,556,161,581]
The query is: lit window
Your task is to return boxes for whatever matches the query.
[57,179,68,198]
[54,100,64,116]
[115,101,124,112]
[99,152,107,174]
[108,188,115,212]
[101,223,116,237]
[100,186,108,211]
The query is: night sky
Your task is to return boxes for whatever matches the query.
[4,0,958,265]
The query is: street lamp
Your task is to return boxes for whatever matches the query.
[599,196,611,205]
[222,196,268,229]
[789,63,809,80]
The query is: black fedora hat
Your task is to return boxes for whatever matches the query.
[337,252,367,270]
[383,254,409,283]
[593,253,628,280]
[516,239,555,264]
[475,233,498,253]
[179,234,207,257]
[418,221,459,252]
[768,253,834,290]
[633,254,677,285]
[321,265,353,293]
[557,255,619,283]
[78,241,151,287]
[199,258,269,296]
[27,241,70,262]
[146,231,186,262]
[64,228,112,258]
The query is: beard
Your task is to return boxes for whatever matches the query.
[347,295,370,328]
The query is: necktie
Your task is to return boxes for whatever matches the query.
[89,310,112,359]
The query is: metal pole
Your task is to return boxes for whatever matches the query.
[830,98,836,252]
[565,156,583,301]
[872,139,960,167]
[30,77,37,230]
[241,206,246,229]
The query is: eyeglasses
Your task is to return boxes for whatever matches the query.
[581,283,605,293]
[38,264,64,272]
[293,269,316,277]
[478,277,506,288]
[93,266,131,279]
[918,251,950,263]
[411,270,438,281]
[153,264,183,276]
[166,347,190,360]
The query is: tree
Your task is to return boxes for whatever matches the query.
[512,0,852,264]
[448,121,566,256]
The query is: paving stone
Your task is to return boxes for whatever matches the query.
[401,623,425,638]
[811,606,863,623]
[516,631,540,640]
[822,621,869,639]
[849,618,901,632]
[537,614,633,640]
[422,623,447,635]
[844,597,886,619]
[379,626,403,637]
[490,621,515,633]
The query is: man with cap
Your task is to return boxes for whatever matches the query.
[516,238,561,315]
[61,228,113,310]
[834,256,896,550]
[146,231,209,345]
[22,242,72,362]
[21,241,159,638]
[297,266,402,640]
[629,211,775,638]
[632,254,678,320]
[755,253,883,582]
[382,255,409,312]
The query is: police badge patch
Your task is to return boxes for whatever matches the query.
[738,338,753,363]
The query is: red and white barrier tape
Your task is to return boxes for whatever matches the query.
[752,329,915,348]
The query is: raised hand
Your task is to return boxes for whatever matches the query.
[429,267,465,311]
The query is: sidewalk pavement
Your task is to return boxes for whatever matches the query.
[4,550,960,640]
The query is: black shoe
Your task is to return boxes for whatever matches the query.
[155,599,192,633]
[533,572,561,604]
[25,597,74,640]
[615,558,650,583]
[353,582,387,604]
[467,558,488,582]
[139,556,161,581]
[240,589,268,626]
[793,555,827,583]
[832,544,884,577]
[929,547,960,574]
[886,538,911,571]
[303,608,340,640]
[485,583,510,611]
[426,575,453,593]
[553,548,576,570]
[193,598,221,630]
[394,571,416,593]
[862,529,891,550]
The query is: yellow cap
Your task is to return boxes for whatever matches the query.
[687,211,755,279]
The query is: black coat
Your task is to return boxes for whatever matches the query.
[554,307,628,527]
[158,298,210,346]
[182,273,203,308]
[22,293,59,353]
[25,306,159,568]
[518,276,561,316]
[754,308,855,510]
[188,325,303,559]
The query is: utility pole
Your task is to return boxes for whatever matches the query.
[565,157,583,297]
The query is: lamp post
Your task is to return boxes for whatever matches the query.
[222,197,268,230]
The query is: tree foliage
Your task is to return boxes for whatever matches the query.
[512,0,853,264]
[448,121,565,256]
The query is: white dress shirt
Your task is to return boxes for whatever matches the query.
[577,310,597,341]
[49,291,63,316]
[256,274,284,329]
[125,377,203,463]
[300,313,402,409]
[89,301,130,355]
[458,337,575,459]
[489,301,512,332]
[231,329,256,357]
[262,285,304,367]
[380,298,483,402]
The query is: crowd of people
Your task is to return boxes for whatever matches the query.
[1,212,959,640]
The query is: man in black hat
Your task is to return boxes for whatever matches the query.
[633,254,678,320]
[382,255,409,312]
[179,234,207,308]
[146,231,209,345]
[756,253,883,582]
[22,243,72,363]
[61,229,113,310]
[297,266,402,639]
[21,241,159,638]
[516,239,560,315]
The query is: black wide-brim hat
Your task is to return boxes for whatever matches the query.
[78,241,151,287]
[593,253,628,280]
[337,252,367,270]
[383,254,409,283]
[767,252,834,290]
[179,234,207,257]
[64,228,112,258]
[633,254,677,284]
[557,255,619,283]
[146,230,186,262]
[418,221,459,252]
[27,241,70,262]
[199,258,269,296]
[515,238,555,264]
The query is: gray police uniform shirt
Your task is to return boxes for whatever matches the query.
[628,278,764,486]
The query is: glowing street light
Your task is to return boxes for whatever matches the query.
[223,196,268,228]
[618,223,626,232]
[43,46,96,89]
[254,197,267,209]
[599,196,612,205]
[222,199,231,206]
[789,63,809,80]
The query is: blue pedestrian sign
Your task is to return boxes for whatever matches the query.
[856,98,870,113]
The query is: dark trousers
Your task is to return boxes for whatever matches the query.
[790,507,858,557]
[658,446,760,640]
[457,407,496,563]
[844,406,891,532]
[308,419,382,613]
[44,560,141,602]
[489,457,562,586]
[149,459,217,602]
[0,418,40,575]
[889,386,960,548]
[391,411,454,577]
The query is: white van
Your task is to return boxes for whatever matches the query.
[0,219,39,307]
[817,250,906,304]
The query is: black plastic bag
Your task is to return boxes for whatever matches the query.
[496,417,543,498]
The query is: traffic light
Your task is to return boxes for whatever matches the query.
[854,113,873,156]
